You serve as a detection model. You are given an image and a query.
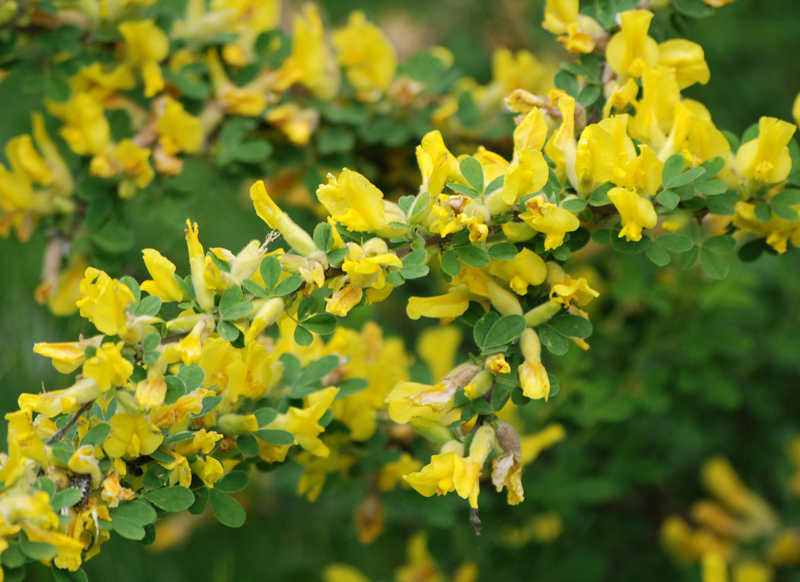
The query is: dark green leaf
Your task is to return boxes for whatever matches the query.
[772,190,800,206]
[440,250,461,277]
[52,567,88,582]
[194,395,223,417]
[680,245,700,269]
[562,198,588,213]
[236,434,259,457]
[590,183,613,206]
[219,286,243,318]
[91,222,135,254]
[111,517,145,540]
[188,487,210,515]
[144,487,195,512]
[656,233,694,252]
[474,312,500,348]
[51,488,82,512]
[303,314,337,335]
[554,70,579,98]
[738,238,768,263]
[549,315,592,339]
[699,248,729,279]
[666,167,706,189]
[296,355,340,386]
[214,472,250,494]
[577,84,602,107]
[109,500,157,526]
[402,249,426,267]
[294,325,314,347]
[591,229,610,244]
[662,154,686,186]
[703,235,736,254]
[656,190,680,209]
[459,157,485,192]
[754,203,772,223]
[488,243,517,260]
[335,378,369,398]
[699,156,726,178]
[400,264,429,279]
[217,320,240,342]
[259,256,281,292]
[80,423,111,447]
[645,242,671,266]
[20,541,58,561]
[273,275,302,296]
[454,245,490,268]
[771,203,800,222]
[232,141,273,163]
[132,295,162,317]
[313,223,334,252]
[447,182,480,197]
[538,326,569,356]
[483,315,527,349]
[209,489,246,528]
[252,429,295,446]
[673,0,715,18]
[695,181,728,196]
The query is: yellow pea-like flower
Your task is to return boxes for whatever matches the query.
[406,285,471,321]
[104,414,164,459]
[156,96,204,155]
[82,341,134,392]
[735,116,796,184]
[608,187,658,242]
[605,10,660,80]
[658,39,711,90]
[140,249,186,302]
[518,195,580,251]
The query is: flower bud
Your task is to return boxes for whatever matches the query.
[464,370,493,399]
[486,280,523,316]
[217,413,258,435]
[410,418,454,444]
[468,425,496,466]
[116,389,143,415]
[524,301,562,327]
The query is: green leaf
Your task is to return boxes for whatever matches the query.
[673,0,715,18]
[252,429,295,445]
[772,190,800,206]
[51,488,82,512]
[656,233,694,252]
[232,141,273,163]
[549,315,592,339]
[680,245,700,269]
[578,84,602,107]
[739,238,768,263]
[700,248,729,279]
[662,154,686,186]
[52,567,88,582]
[297,297,319,321]
[326,247,348,266]
[35,477,56,499]
[303,313,337,335]
[410,191,432,222]
[144,487,195,512]
[554,69,579,98]
[335,378,369,399]
[485,175,505,194]
[666,167,706,189]
[459,157,485,192]
[562,198,588,213]
[385,271,405,286]
[699,156,726,178]
[645,242,671,266]
[44,76,70,103]
[474,312,500,348]
[219,286,243,318]
[454,245,490,268]
[695,181,728,196]
[487,243,517,260]
[259,256,281,292]
[132,295,162,317]
[754,203,772,223]
[188,486,210,515]
[447,182,480,197]
[772,203,800,222]
[401,264,430,279]
[296,355,340,386]
[119,276,141,302]
[483,315,527,349]
[236,434,259,457]
[316,126,355,155]
[313,223,334,252]
[703,235,736,254]
[656,190,680,209]
[194,395,223,417]
[1,545,25,569]
[273,275,302,296]
[590,183,613,206]
[538,326,569,356]
[440,250,461,277]
[80,423,111,447]
[178,364,206,391]
[209,489,246,528]
[20,541,58,561]
[402,249,426,267]
[109,500,157,525]
[548,374,561,398]
[254,408,278,427]
[591,229,611,244]
[217,320,240,342]
[214,472,250,494]
[294,325,314,347]
[91,221,135,254]
[111,517,146,540]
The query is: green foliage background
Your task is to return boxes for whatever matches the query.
[1,1,800,580]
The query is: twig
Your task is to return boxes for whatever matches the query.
[46,401,94,444]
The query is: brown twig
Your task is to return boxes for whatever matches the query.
[46,401,94,444]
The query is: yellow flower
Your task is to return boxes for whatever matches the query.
[341,241,403,290]
[488,48,545,99]
[104,413,164,459]
[602,79,639,118]
[33,336,101,374]
[82,341,133,392]
[518,328,550,400]
[4,134,52,186]
[278,4,340,101]
[47,92,110,156]
[76,268,136,336]
[630,66,680,152]
[605,10,660,80]
[156,96,204,155]
[265,103,320,146]
[492,421,524,505]
[110,139,154,189]
[500,148,549,206]
[735,117,796,184]
[385,381,454,424]
[574,124,618,195]
[518,195,580,251]
[703,0,735,6]
[323,564,372,582]
[416,325,462,383]
[658,39,710,89]
[140,249,186,302]
[486,354,510,375]
[520,423,567,465]
[119,20,169,97]
[489,248,547,295]
[192,456,224,487]
[251,180,318,256]
[227,341,274,402]
[608,187,658,242]
[702,553,729,582]
[731,562,773,582]
[544,91,577,186]
[332,11,397,102]
[317,169,407,238]
[174,428,223,456]
[702,457,778,528]
[266,387,339,458]
[406,285,471,321]
[18,378,102,419]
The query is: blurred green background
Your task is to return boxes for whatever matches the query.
[2,0,800,580]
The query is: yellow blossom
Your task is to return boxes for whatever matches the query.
[119,20,169,97]
[251,180,318,256]
[518,195,580,251]
[76,267,136,336]
[156,96,204,155]
[518,328,550,400]
[574,124,618,195]
[416,325,462,383]
[110,139,154,189]
[520,423,567,465]
[735,117,796,184]
[47,92,110,156]
[406,285,471,321]
[82,341,133,392]
[192,456,224,487]
[486,354,510,375]
[341,241,402,290]
[332,11,397,102]
[265,104,319,146]
[606,10,660,80]
[18,378,102,419]
[608,187,658,242]
[500,148,549,206]
[266,387,339,458]
[630,66,680,151]
[140,249,186,302]
[104,413,164,459]
[33,336,101,374]
[658,39,711,89]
